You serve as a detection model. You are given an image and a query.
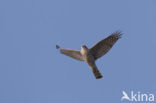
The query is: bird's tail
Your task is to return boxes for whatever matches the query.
[91,65,103,79]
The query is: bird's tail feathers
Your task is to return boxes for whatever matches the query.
[91,66,103,79]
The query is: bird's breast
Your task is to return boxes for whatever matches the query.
[80,48,87,56]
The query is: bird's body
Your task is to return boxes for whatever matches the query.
[80,45,102,78]
[56,31,122,79]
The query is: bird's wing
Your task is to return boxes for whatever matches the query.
[89,31,122,60]
[59,48,84,61]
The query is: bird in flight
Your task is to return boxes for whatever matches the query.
[56,31,122,79]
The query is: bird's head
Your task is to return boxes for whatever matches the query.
[81,45,88,50]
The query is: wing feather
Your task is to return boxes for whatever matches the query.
[89,31,122,60]
[59,48,84,61]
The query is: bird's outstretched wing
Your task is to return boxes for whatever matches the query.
[89,31,122,60]
[56,45,84,61]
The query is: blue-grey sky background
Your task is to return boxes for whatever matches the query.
[0,0,156,103]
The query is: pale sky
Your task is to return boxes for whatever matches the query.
[0,0,156,103]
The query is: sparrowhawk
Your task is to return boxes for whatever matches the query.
[56,31,122,79]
